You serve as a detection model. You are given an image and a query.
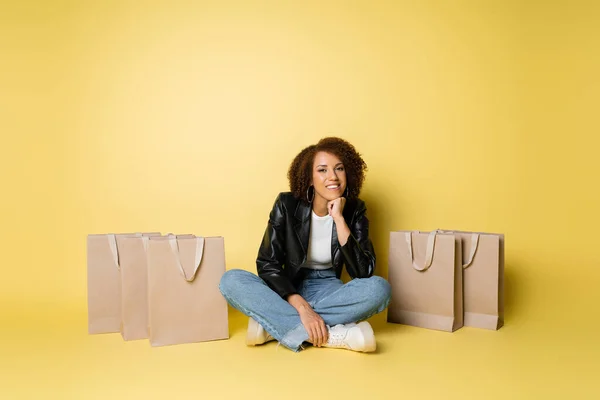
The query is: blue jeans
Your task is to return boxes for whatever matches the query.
[219,268,392,352]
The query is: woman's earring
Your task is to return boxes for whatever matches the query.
[306,185,314,203]
[343,186,349,198]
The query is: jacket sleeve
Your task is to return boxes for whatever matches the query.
[340,201,376,279]
[256,194,298,299]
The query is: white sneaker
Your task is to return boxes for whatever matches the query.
[246,318,275,346]
[323,321,376,352]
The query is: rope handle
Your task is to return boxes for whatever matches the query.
[462,233,480,269]
[404,231,437,271]
[435,230,480,269]
[168,236,205,282]
[107,234,119,270]
[106,233,156,269]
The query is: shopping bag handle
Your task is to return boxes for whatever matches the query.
[106,233,155,269]
[462,233,479,269]
[107,234,120,270]
[404,231,436,271]
[168,236,205,282]
[435,230,480,269]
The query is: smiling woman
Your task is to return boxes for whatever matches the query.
[219,137,391,353]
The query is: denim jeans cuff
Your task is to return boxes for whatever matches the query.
[280,323,309,352]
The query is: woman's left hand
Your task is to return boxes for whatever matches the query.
[327,197,346,220]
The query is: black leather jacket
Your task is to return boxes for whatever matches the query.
[256,192,376,299]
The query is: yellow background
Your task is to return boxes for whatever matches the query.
[1,0,598,398]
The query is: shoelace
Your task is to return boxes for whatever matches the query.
[327,325,348,346]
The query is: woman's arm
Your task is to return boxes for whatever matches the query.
[287,294,328,347]
[335,200,376,278]
[332,215,351,246]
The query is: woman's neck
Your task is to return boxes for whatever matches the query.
[312,197,329,217]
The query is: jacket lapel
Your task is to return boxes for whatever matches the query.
[331,221,338,262]
[293,200,311,262]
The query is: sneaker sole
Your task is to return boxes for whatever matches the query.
[357,321,376,352]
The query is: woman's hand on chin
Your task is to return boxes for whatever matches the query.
[327,197,346,220]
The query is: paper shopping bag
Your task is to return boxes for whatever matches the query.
[438,230,504,330]
[387,231,464,332]
[118,233,161,340]
[147,235,229,346]
[86,232,159,334]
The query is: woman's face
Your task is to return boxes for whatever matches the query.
[311,151,347,202]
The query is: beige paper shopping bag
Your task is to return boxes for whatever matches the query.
[118,233,162,341]
[387,231,464,332]
[147,235,229,347]
[87,234,121,334]
[87,232,158,334]
[439,230,504,330]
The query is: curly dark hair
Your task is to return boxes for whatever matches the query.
[288,137,368,202]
